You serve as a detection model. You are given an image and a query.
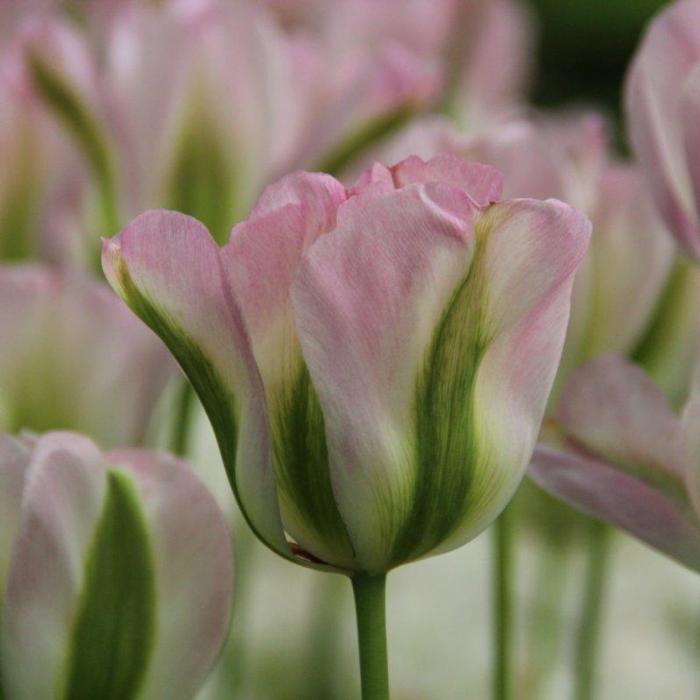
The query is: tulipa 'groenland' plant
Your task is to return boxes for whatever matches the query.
[103,153,590,698]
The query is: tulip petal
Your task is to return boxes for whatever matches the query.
[530,444,700,572]
[0,265,172,447]
[682,64,700,225]
[0,435,30,600]
[102,210,291,559]
[1,433,108,700]
[625,0,700,257]
[556,356,687,491]
[293,189,589,571]
[106,449,233,700]
[221,174,355,567]
[389,153,503,207]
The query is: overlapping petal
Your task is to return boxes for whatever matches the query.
[102,210,291,559]
[625,0,700,258]
[530,356,700,572]
[0,432,232,700]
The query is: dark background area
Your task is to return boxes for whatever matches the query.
[529,0,669,141]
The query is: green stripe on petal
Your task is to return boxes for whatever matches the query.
[114,261,239,486]
[272,364,355,566]
[391,233,490,564]
[62,470,155,700]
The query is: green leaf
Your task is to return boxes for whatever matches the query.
[61,470,155,700]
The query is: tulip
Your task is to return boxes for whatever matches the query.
[103,153,590,574]
[12,0,438,259]
[0,431,232,700]
[103,153,589,697]
[625,0,700,260]
[529,355,700,573]
[0,264,173,446]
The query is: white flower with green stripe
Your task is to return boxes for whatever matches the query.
[0,432,232,700]
[103,153,591,574]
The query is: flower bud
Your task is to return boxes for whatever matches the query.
[0,431,232,700]
[103,154,590,574]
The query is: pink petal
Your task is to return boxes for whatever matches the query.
[102,210,291,559]
[0,435,31,594]
[106,448,232,700]
[388,153,503,206]
[220,173,356,565]
[530,444,700,572]
[1,432,108,698]
[556,356,687,484]
[0,264,172,447]
[624,0,700,257]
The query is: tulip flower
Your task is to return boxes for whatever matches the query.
[103,152,590,573]
[12,0,439,258]
[103,153,589,696]
[625,0,700,260]
[530,355,700,573]
[0,264,173,446]
[0,431,232,699]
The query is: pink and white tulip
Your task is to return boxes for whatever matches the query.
[530,356,700,572]
[625,0,700,259]
[103,154,590,574]
[0,265,173,446]
[0,431,232,699]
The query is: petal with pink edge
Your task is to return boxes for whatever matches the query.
[221,173,355,568]
[530,444,700,572]
[102,210,291,559]
[555,356,687,490]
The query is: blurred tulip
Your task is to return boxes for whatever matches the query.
[0,431,232,700]
[103,153,590,574]
[10,0,439,256]
[0,264,173,446]
[530,355,700,573]
[625,0,700,259]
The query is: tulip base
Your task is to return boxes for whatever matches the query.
[352,573,389,700]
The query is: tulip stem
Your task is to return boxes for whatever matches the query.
[352,573,390,700]
[493,505,515,700]
[574,520,612,700]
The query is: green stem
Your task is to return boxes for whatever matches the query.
[168,381,196,457]
[299,575,345,700]
[525,540,569,699]
[351,573,389,700]
[493,506,515,700]
[574,521,612,700]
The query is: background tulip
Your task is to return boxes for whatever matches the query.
[530,355,700,573]
[0,264,173,446]
[625,0,700,260]
[0,431,233,700]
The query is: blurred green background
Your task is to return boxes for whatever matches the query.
[529,0,668,125]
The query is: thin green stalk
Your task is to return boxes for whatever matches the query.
[493,505,515,700]
[574,521,612,700]
[298,575,345,700]
[525,540,569,699]
[352,573,389,700]
[168,381,197,457]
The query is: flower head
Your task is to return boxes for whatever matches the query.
[104,154,590,574]
[0,431,232,699]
